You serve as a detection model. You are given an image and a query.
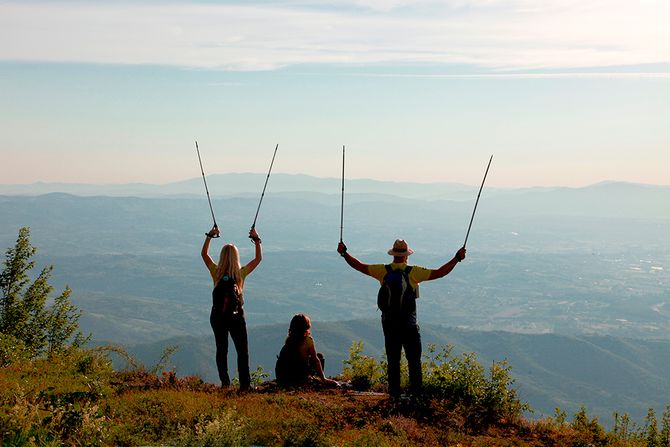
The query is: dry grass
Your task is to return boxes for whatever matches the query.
[0,351,650,447]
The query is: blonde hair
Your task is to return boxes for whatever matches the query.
[214,244,243,290]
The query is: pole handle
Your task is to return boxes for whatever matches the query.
[248,224,255,242]
[206,224,220,238]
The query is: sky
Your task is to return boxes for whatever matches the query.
[1,0,669,188]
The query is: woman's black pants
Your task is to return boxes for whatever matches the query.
[210,308,251,390]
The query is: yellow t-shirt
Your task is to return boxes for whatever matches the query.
[367,263,432,292]
[297,335,316,364]
[208,264,249,288]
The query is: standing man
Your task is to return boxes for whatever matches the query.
[337,239,466,398]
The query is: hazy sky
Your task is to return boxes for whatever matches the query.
[1,0,669,187]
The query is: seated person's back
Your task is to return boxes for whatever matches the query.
[275,314,334,387]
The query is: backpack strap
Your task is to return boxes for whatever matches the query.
[404,266,418,298]
[403,266,414,292]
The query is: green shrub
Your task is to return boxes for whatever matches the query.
[661,405,670,447]
[342,341,383,391]
[570,405,610,447]
[647,407,660,447]
[422,344,527,428]
[232,365,270,388]
[251,365,270,386]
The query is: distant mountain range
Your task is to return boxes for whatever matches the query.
[2,173,668,220]
[0,173,478,200]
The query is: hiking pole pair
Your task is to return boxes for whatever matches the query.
[196,141,279,240]
[195,140,220,238]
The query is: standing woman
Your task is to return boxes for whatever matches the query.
[201,225,262,390]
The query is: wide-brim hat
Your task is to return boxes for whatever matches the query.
[387,239,414,257]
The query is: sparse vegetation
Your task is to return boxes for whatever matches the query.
[3,334,670,446]
[2,229,670,446]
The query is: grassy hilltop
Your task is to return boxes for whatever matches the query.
[4,344,666,447]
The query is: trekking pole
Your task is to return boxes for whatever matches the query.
[463,154,493,248]
[250,143,279,241]
[195,141,220,238]
[340,145,345,243]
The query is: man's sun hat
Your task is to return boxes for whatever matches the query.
[387,239,414,257]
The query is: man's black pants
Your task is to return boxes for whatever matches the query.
[210,308,251,390]
[382,316,422,397]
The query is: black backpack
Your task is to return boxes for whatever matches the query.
[212,275,241,316]
[377,265,417,315]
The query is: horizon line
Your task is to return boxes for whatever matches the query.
[0,173,668,190]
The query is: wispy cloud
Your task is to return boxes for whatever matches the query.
[1,0,668,72]
[356,72,670,79]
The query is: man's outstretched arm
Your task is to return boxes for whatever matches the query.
[428,247,466,280]
[337,241,371,276]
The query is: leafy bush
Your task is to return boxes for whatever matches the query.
[646,407,660,447]
[342,341,383,391]
[569,405,611,447]
[422,344,527,428]
[251,365,270,386]
[661,405,670,447]
[340,341,526,430]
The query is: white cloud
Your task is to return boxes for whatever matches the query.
[358,72,670,79]
[1,0,668,71]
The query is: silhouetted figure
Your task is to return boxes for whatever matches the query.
[202,226,262,390]
[337,239,465,398]
[275,314,338,388]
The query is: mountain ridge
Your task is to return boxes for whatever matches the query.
[2,172,668,199]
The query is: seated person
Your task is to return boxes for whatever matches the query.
[275,314,338,388]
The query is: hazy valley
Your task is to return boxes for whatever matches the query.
[1,173,668,424]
